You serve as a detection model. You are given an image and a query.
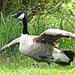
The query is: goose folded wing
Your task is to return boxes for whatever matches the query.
[35,29,75,47]
[0,37,20,53]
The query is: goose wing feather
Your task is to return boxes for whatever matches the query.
[0,37,20,53]
[35,29,75,46]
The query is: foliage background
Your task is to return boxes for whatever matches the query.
[0,0,75,75]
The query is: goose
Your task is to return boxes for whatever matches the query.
[0,12,75,66]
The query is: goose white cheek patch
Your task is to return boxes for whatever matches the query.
[18,13,25,19]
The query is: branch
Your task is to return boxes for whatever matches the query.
[31,0,48,15]
[32,0,64,15]
[28,0,64,21]
[43,0,64,14]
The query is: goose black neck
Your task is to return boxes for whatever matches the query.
[22,16,29,34]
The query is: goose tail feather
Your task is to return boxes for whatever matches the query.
[55,50,75,66]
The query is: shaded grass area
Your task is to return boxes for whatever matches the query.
[0,56,75,75]
[0,12,75,74]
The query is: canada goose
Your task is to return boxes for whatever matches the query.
[0,12,75,66]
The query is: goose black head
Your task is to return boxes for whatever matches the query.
[11,12,25,19]
[11,12,29,34]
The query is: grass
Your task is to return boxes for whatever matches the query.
[0,12,75,75]
[0,57,75,75]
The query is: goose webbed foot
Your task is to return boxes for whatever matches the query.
[39,55,54,60]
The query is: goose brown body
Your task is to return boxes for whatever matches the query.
[20,34,53,63]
